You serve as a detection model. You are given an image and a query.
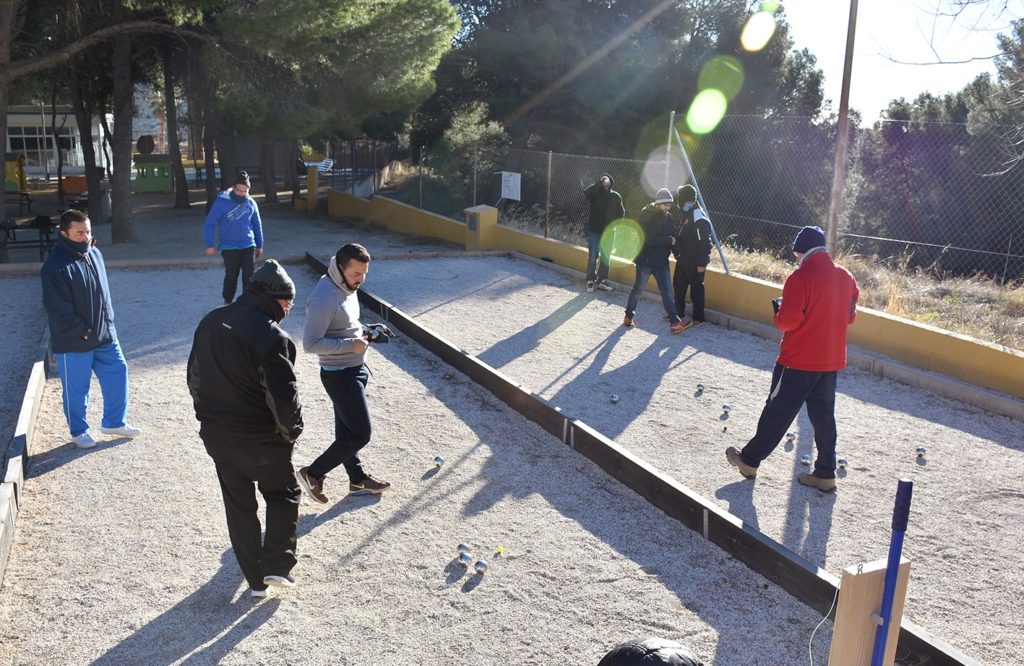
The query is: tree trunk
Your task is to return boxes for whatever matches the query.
[0,0,19,175]
[292,141,302,203]
[162,45,189,209]
[111,33,136,243]
[216,126,236,190]
[203,108,217,211]
[71,73,103,225]
[260,140,278,203]
[282,140,295,193]
[50,77,66,205]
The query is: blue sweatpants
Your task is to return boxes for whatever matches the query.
[55,340,130,437]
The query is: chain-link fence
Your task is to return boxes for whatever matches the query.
[380,115,1024,283]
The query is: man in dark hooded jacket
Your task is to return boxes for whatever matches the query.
[671,184,713,325]
[187,259,304,599]
[624,189,688,335]
[583,173,625,292]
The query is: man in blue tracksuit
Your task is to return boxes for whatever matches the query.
[41,209,141,449]
[204,170,264,304]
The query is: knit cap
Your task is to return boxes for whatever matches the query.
[234,170,251,188]
[249,259,295,299]
[654,188,674,204]
[792,226,826,253]
[676,184,697,203]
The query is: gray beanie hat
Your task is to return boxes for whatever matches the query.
[792,226,826,253]
[654,188,674,204]
[249,259,296,299]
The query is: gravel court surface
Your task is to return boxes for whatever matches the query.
[0,266,837,665]
[0,276,46,452]
[363,254,1024,666]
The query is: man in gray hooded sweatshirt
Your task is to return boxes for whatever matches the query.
[296,242,390,504]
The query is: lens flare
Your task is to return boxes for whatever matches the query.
[604,218,644,262]
[698,56,744,101]
[639,146,685,196]
[741,11,776,52]
[761,0,780,13]
[686,90,728,135]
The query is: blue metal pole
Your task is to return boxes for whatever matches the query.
[871,478,913,666]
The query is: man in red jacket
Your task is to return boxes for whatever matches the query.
[726,226,859,492]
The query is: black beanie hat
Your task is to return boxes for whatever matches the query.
[792,226,826,253]
[598,637,703,666]
[249,259,295,299]
[234,170,251,188]
[676,184,697,203]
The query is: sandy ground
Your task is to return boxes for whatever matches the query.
[0,199,1020,664]
[2,266,835,666]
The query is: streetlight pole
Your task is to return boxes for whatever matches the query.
[826,0,859,253]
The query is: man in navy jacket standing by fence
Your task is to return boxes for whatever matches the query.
[41,209,141,449]
[726,226,859,492]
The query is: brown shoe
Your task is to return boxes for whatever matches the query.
[296,466,329,504]
[623,315,635,328]
[725,446,757,479]
[350,474,391,496]
[798,473,837,493]
[670,320,694,334]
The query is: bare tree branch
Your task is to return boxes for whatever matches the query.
[2,20,220,84]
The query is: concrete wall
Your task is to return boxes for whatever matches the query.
[326,191,1024,404]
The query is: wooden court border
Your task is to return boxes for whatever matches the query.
[305,252,980,666]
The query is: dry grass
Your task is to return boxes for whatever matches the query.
[723,247,1024,352]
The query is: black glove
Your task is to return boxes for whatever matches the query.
[771,297,782,314]
[365,322,396,344]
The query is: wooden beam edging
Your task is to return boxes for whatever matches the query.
[0,328,52,588]
[303,252,982,666]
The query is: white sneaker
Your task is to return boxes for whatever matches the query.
[100,425,142,438]
[250,587,269,599]
[72,432,97,449]
[597,280,615,292]
[586,281,595,293]
[263,575,296,588]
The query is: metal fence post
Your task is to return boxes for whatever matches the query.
[419,146,424,210]
[473,147,478,206]
[545,150,552,238]
[665,110,675,188]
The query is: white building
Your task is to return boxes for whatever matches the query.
[5,105,108,177]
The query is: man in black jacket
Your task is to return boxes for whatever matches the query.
[624,188,687,334]
[672,184,713,326]
[187,259,304,599]
[582,173,625,292]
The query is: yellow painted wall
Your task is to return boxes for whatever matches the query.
[326,189,1024,399]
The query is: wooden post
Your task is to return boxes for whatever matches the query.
[829,557,911,666]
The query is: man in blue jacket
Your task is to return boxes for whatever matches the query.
[203,171,264,304]
[41,209,141,449]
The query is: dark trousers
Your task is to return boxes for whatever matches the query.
[309,365,371,482]
[200,425,300,590]
[673,264,706,321]
[739,364,839,479]
[221,249,255,303]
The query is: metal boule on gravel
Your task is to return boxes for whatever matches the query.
[458,552,473,567]
[696,383,705,393]
[457,543,472,554]
[916,446,927,458]
[474,560,488,574]
[433,455,445,468]
[837,457,848,469]
[610,394,619,403]
[801,454,812,465]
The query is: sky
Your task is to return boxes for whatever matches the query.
[779,0,1018,119]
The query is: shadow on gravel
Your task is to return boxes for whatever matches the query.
[477,293,591,370]
[91,549,281,665]
[28,438,135,478]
